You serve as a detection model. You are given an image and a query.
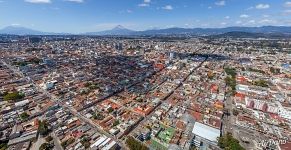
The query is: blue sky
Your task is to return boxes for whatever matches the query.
[0,0,291,33]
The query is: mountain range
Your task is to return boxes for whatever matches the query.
[1,25,291,36]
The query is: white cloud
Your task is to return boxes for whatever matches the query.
[246,6,254,10]
[220,22,227,25]
[138,3,149,7]
[162,5,173,10]
[138,0,151,7]
[240,14,249,18]
[25,0,51,3]
[248,20,256,24]
[127,9,132,13]
[283,9,291,14]
[259,19,276,24]
[225,16,230,19]
[208,6,212,9]
[236,20,242,24]
[64,0,84,3]
[284,1,291,7]
[256,4,270,9]
[215,1,225,6]
[11,23,20,26]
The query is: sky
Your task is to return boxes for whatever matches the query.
[0,0,291,33]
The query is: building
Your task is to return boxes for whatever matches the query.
[191,122,221,148]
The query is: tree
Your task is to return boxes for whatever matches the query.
[92,113,105,120]
[0,141,8,150]
[126,136,148,150]
[61,138,75,149]
[218,133,245,150]
[113,120,120,126]
[107,107,114,113]
[270,67,280,74]
[39,143,54,150]
[3,92,25,101]
[224,67,237,77]
[80,136,91,149]
[20,112,30,120]
[38,120,50,136]
[45,136,53,142]
[253,80,268,87]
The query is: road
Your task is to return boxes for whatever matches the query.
[31,136,46,150]
[128,54,210,137]
[51,132,64,150]
[1,60,124,148]
[1,52,211,149]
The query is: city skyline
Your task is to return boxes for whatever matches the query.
[1,0,291,33]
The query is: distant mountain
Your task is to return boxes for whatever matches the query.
[135,26,291,35]
[0,26,71,35]
[210,31,291,38]
[0,26,45,35]
[86,25,135,35]
[1,25,291,36]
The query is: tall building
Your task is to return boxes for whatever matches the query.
[115,43,123,51]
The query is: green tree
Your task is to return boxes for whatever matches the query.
[3,92,25,101]
[126,136,148,150]
[80,136,91,149]
[107,107,114,113]
[45,136,53,142]
[61,138,75,149]
[113,120,120,126]
[218,133,245,150]
[39,142,54,150]
[92,113,105,120]
[253,80,268,87]
[38,121,50,136]
[20,112,30,120]
[224,67,237,77]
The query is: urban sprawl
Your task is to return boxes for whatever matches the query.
[0,35,291,150]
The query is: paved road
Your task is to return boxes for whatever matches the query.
[1,60,125,148]
[31,136,46,150]
[51,132,64,150]
[128,55,210,137]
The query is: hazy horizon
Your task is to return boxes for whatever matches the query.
[1,0,291,33]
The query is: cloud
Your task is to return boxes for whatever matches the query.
[284,1,291,7]
[11,23,20,26]
[220,22,227,25]
[246,6,254,10]
[236,20,242,24]
[138,0,151,7]
[225,16,230,19]
[162,5,173,10]
[256,4,270,9]
[248,20,255,24]
[127,9,132,13]
[138,3,149,7]
[258,19,276,24]
[283,9,291,15]
[215,1,225,6]
[240,14,249,18]
[25,0,51,3]
[64,0,84,3]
